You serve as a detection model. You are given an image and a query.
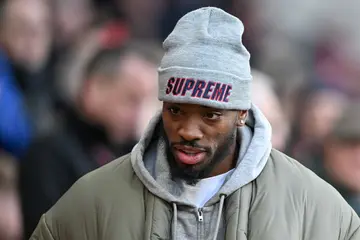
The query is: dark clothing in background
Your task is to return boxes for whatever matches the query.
[347,196,360,216]
[10,51,59,140]
[321,178,360,216]
[19,109,137,238]
[326,183,360,216]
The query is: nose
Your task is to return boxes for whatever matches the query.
[177,118,204,142]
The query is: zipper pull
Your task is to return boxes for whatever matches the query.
[197,208,204,222]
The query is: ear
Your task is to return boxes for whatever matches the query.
[236,110,248,127]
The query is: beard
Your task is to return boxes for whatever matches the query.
[164,127,238,185]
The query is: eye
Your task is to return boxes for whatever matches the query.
[168,106,181,115]
[204,112,222,120]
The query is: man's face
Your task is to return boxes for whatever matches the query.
[1,0,51,71]
[53,0,93,47]
[162,102,245,183]
[82,54,158,143]
[301,90,345,141]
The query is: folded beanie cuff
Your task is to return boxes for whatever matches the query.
[158,66,252,110]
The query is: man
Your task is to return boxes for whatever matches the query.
[0,0,51,73]
[320,102,360,215]
[0,0,57,139]
[20,40,160,238]
[251,69,289,151]
[30,7,360,240]
[288,87,348,169]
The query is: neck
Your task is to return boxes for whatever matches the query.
[208,138,239,177]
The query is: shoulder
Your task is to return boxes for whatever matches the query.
[254,149,360,237]
[72,152,137,184]
[41,154,146,238]
[259,149,349,205]
[49,153,143,208]
[262,149,327,186]
[267,149,344,196]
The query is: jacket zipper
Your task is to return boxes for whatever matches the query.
[197,208,204,222]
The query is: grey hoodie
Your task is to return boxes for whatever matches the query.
[131,104,272,240]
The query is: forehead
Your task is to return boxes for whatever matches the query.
[118,54,157,77]
[163,102,225,112]
[5,0,49,21]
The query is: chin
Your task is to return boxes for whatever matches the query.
[175,158,206,169]
[176,158,212,177]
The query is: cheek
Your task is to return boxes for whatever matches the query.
[211,132,223,146]
[209,121,235,141]
[206,132,225,154]
[162,113,177,140]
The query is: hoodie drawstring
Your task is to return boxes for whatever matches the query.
[213,194,226,240]
[171,195,226,240]
[172,202,178,240]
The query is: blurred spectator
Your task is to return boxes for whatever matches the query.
[0,0,58,139]
[55,23,130,109]
[76,41,161,143]
[19,37,162,238]
[251,69,290,151]
[51,0,95,50]
[287,86,348,169]
[0,151,22,240]
[312,32,360,98]
[257,0,360,99]
[0,50,32,157]
[320,102,360,215]
[0,0,51,72]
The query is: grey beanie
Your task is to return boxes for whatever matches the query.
[158,7,252,110]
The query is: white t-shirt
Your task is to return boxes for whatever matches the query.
[180,169,235,208]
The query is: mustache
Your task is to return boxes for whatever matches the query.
[171,140,209,151]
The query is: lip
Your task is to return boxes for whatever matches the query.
[173,145,206,165]
[174,145,205,153]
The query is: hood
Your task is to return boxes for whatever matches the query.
[131,104,272,206]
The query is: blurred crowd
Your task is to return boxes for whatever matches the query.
[0,0,359,239]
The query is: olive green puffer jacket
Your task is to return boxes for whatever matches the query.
[30,149,360,240]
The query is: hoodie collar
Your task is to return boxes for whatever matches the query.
[131,104,272,206]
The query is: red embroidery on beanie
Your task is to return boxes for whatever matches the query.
[165,77,232,102]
